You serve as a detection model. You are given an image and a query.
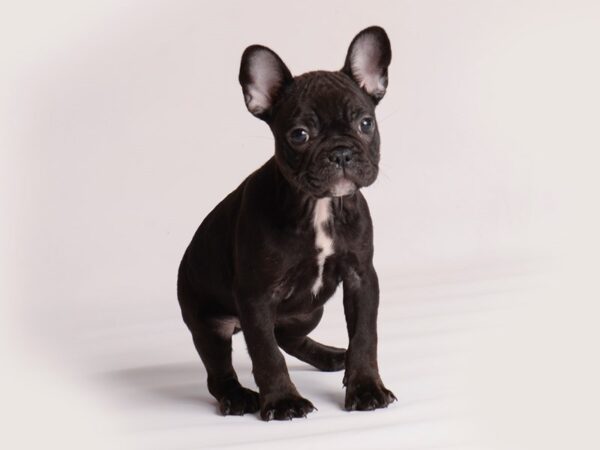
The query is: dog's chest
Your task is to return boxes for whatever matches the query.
[311,198,334,296]
[272,198,340,306]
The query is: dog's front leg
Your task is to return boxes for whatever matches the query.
[236,296,315,420]
[342,263,397,411]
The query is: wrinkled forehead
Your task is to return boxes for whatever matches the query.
[274,71,375,127]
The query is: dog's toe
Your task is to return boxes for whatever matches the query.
[218,386,260,416]
[260,394,315,421]
[344,380,396,412]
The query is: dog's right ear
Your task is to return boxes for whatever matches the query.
[342,26,392,104]
[239,45,293,121]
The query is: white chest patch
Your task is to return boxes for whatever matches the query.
[311,198,334,296]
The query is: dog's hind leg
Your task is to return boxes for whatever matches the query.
[278,335,346,372]
[190,317,260,415]
[275,307,346,372]
[178,258,259,416]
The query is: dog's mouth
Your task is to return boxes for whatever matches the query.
[290,147,379,199]
[329,178,357,197]
[299,166,376,199]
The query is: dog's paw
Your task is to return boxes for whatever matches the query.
[319,347,346,372]
[260,394,316,421]
[218,386,260,416]
[344,379,397,411]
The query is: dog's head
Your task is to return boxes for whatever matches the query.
[239,26,391,198]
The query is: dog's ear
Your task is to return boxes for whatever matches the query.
[239,45,293,121]
[342,26,392,104]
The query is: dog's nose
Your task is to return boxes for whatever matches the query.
[328,148,354,167]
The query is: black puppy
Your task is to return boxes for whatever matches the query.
[177,26,395,421]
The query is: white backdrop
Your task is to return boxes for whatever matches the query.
[1,1,599,449]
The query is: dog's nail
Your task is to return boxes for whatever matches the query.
[220,399,231,415]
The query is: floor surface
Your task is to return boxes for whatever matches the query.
[74,260,536,450]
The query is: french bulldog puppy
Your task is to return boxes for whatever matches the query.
[177,26,395,421]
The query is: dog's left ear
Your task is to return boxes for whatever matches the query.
[342,26,392,104]
[239,45,293,121]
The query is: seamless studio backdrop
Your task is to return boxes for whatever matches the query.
[1,1,599,449]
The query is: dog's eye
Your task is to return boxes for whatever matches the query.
[359,117,374,133]
[289,128,309,145]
